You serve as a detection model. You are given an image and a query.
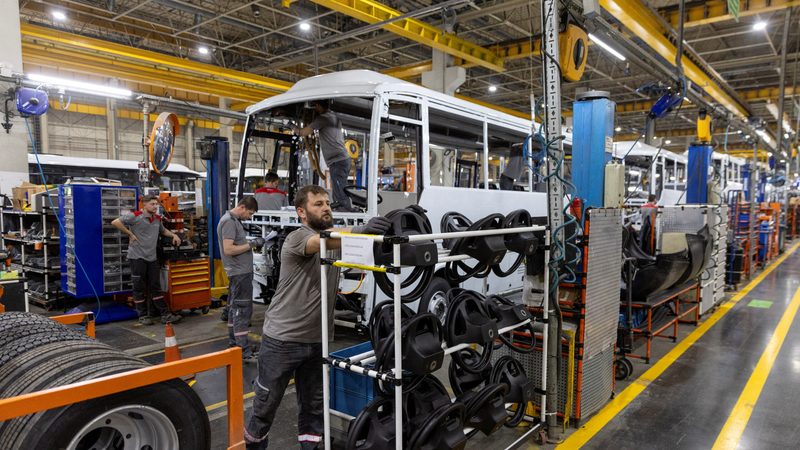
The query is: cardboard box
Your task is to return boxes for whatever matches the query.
[11,182,46,211]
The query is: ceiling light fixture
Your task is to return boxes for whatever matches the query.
[588,33,626,61]
[615,126,622,132]
[665,139,672,145]
[27,73,132,99]
[753,21,768,31]
[198,46,209,55]
[488,85,498,93]
[52,10,67,21]
[299,21,312,32]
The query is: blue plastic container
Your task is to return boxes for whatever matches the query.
[330,341,374,417]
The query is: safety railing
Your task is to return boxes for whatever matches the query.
[50,311,96,337]
[0,347,245,450]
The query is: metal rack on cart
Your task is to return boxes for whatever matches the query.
[318,225,551,450]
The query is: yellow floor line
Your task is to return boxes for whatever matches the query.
[557,242,800,449]
[204,379,295,412]
[712,286,800,449]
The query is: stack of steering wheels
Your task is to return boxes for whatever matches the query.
[346,290,538,450]
[440,209,543,283]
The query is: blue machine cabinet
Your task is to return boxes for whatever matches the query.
[687,143,713,204]
[60,184,139,298]
[572,92,615,208]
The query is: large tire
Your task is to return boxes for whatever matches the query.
[0,316,210,450]
[418,277,452,324]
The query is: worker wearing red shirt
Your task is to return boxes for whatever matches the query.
[254,172,288,211]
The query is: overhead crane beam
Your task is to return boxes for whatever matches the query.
[661,0,800,29]
[307,0,504,72]
[383,38,541,79]
[600,0,751,120]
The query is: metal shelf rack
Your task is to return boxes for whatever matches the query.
[0,208,63,310]
[319,225,551,450]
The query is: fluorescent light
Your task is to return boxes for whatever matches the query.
[665,139,672,145]
[785,133,790,139]
[588,33,626,61]
[737,130,742,134]
[198,46,209,55]
[299,21,312,32]
[781,159,786,163]
[27,73,132,99]
[768,151,773,157]
[488,85,498,93]
[753,21,768,31]
[745,134,750,139]
[52,10,67,21]
[615,126,622,132]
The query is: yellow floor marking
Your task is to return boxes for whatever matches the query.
[204,379,295,412]
[712,286,800,450]
[557,242,800,449]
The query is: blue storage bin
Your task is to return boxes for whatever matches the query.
[330,341,374,417]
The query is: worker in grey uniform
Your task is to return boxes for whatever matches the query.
[112,195,183,325]
[254,172,288,211]
[218,196,263,363]
[244,185,391,450]
[293,99,353,212]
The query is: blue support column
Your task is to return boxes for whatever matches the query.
[204,137,230,287]
[572,93,615,208]
[687,143,713,203]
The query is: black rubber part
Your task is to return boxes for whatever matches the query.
[0,329,93,367]
[346,395,396,450]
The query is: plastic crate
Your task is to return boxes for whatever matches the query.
[330,341,374,417]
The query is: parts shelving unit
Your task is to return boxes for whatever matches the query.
[319,225,551,450]
[59,184,138,298]
[0,208,64,310]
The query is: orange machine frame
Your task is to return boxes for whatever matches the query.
[0,347,245,450]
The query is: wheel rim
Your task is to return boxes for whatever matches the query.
[67,405,179,450]
[428,291,448,324]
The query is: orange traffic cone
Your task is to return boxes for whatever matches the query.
[164,323,182,363]
[164,323,196,385]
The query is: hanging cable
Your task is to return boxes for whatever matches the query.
[25,117,103,320]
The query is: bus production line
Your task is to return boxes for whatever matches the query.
[2,1,800,449]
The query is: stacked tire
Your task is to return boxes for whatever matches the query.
[0,312,210,450]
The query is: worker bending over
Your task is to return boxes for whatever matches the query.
[112,195,182,325]
[244,185,390,449]
[219,197,263,363]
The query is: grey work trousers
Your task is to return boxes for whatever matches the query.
[244,336,324,450]
[227,273,254,358]
[130,258,169,318]
[328,159,352,210]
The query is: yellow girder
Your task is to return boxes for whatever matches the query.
[308,0,504,72]
[20,23,292,93]
[600,0,750,120]
[662,0,800,28]
[22,44,274,103]
[46,99,245,132]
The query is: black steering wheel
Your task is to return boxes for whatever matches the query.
[344,185,382,209]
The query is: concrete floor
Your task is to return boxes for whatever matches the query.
[39,243,800,449]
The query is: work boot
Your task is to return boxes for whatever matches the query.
[243,353,258,364]
[138,316,154,326]
[161,313,182,324]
